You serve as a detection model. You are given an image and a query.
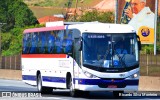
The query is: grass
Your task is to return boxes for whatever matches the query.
[29,7,64,18]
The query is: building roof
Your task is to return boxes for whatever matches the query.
[38,16,64,24]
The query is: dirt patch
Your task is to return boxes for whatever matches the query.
[139,76,160,91]
[0,69,159,91]
[0,69,22,80]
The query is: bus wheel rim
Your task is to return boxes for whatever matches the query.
[38,76,41,91]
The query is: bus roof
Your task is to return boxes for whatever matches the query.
[67,23,136,33]
[23,26,65,34]
[23,23,136,34]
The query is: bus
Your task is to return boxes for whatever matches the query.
[22,23,141,97]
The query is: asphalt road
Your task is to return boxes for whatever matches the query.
[0,79,160,100]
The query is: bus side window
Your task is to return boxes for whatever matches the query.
[55,30,63,53]
[23,34,28,54]
[30,32,38,54]
[47,31,55,53]
[27,34,32,54]
[64,30,73,54]
[39,32,47,53]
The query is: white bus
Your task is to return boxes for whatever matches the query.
[22,23,141,97]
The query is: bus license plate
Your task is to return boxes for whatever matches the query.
[108,85,117,88]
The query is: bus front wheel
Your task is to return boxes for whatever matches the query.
[69,77,79,97]
[37,74,53,94]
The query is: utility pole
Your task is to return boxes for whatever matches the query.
[154,0,158,55]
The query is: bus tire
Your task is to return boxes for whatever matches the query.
[37,74,53,94]
[69,77,79,97]
[113,91,123,98]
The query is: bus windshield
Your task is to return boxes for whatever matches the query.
[82,33,139,72]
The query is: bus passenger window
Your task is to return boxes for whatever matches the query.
[23,34,29,54]
[27,34,32,54]
[55,39,62,53]
[39,32,47,53]
[64,32,73,53]
[55,30,65,53]
[48,31,55,53]
[30,33,38,54]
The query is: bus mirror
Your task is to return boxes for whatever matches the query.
[138,41,141,51]
[79,40,82,51]
[137,35,141,51]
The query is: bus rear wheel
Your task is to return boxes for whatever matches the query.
[37,74,53,94]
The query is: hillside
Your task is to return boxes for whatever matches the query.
[24,0,101,18]
[24,0,101,8]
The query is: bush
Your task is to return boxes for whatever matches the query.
[140,44,160,54]
[77,10,114,23]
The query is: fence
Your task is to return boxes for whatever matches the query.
[0,54,160,76]
[140,54,160,76]
[0,54,21,70]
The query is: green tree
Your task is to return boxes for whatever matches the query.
[78,10,114,23]
[0,0,38,32]
[0,0,39,56]
[1,32,12,51]
[2,28,23,56]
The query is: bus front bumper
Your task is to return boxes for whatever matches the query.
[74,78,139,91]
[78,85,138,91]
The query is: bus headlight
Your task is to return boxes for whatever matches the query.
[83,71,98,78]
[133,73,138,78]
[128,71,139,79]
